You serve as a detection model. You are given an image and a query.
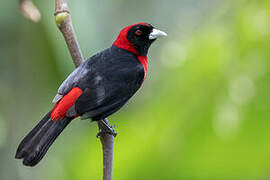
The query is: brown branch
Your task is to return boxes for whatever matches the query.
[54,1,114,180]
[98,119,114,180]
[19,0,41,22]
[55,0,83,67]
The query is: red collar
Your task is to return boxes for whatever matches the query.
[113,23,149,79]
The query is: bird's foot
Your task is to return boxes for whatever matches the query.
[96,119,117,137]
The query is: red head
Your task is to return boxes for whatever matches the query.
[114,23,167,57]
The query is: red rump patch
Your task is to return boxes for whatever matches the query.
[113,23,150,57]
[51,87,83,121]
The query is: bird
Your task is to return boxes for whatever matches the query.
[15,23,167,166]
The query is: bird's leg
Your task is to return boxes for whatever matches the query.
[96,118,117,137]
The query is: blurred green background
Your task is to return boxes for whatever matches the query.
[1,0,270,179]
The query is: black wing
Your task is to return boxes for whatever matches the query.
[52,59,92,103]
[75,46,145,120]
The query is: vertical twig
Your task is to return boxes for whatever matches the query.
[98,119,114,180]
[55,0,83,67]
[54,1,114,180]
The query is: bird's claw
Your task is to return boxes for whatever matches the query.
[96,129,117,138]
[96,120,117,138]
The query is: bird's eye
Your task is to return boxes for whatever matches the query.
[135,30,143,36]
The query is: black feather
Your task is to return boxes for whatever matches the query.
[15,112,72,166]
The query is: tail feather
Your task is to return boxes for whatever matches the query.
[15,112,51,158]
[15,111,72,166]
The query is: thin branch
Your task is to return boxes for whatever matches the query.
[54,1,114,180]
[19,0,41,22]
[55,0,83,67]
[98,119,114,180]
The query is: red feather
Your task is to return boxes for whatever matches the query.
[138,56,148,79]
[51,87,83,121]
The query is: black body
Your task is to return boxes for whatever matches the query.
[15,45,145,166]
[15,23,160,167]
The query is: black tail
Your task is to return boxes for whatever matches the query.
[15,111,72,166]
